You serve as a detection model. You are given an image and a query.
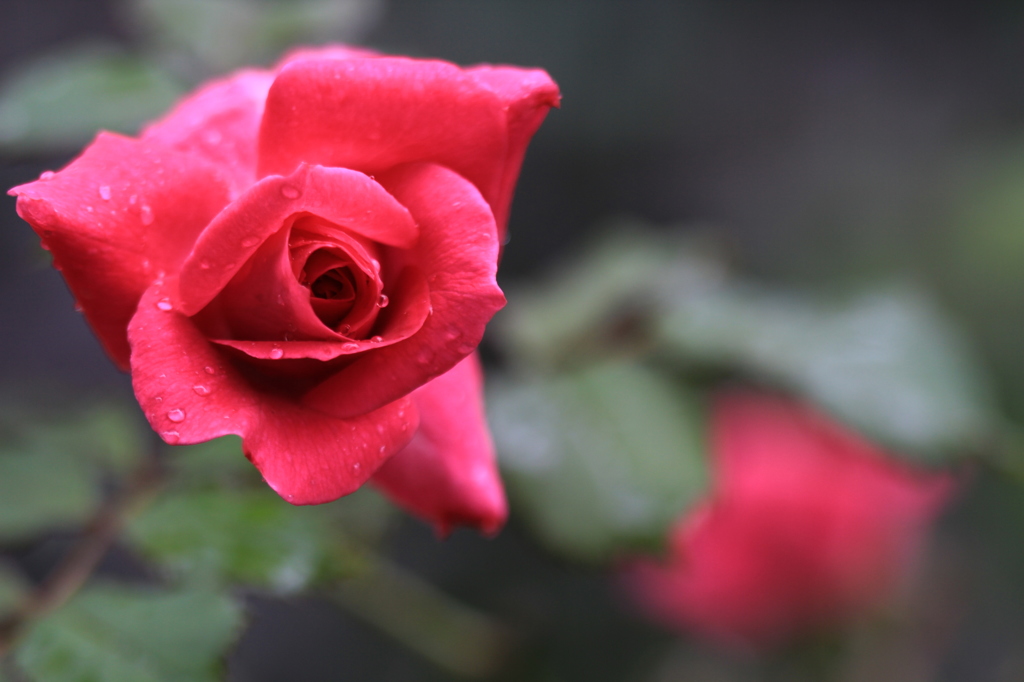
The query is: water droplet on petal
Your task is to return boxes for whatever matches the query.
[161,430,180,444]
[156,298,173,311]
[378,445,386,454]
[342,342,359,352]
[280,185,301,199]
[167,408,185,423]
[377,294,389,308]
[204,366,217,375]
[73,302,83,312]
[140,204,154,225]
[457,341,475,354]
[192,385,211,396]
[98,185,111,200]
[370,335,383,343]
[129,194,138,205]
[353,462,361,471]
[39,170,55,180]
[340,324,351,335]
[199,260,211,270]
[241,237,258,248]
[269,347,284,360]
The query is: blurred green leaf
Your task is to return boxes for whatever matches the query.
[167,436,261,489]
[0,44,185,153]
[489,361,707,562]
[495,227,725,369]
[14,584,243,682]
[129,488,362,591]
[658,284,994,461]
[127,0,384,72]
[0,451,97,542]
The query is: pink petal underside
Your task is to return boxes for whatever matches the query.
[465,65,560,241]
[256,57,510,209]
[178,163,417,317]
[372,352,507,535]
[302,162,506,419]
[9,132,231,368]
[128,277,419,504]
[142,69,275,197]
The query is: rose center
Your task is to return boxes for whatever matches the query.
[310,266,357,302]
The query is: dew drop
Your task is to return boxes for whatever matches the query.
[457,341,475,354]
[353,462,361,471]
[339,324,351,335]
[199,260,211,270]
[156,298,173,312]
[167,408,186,423]
[370,335,383,343]
[280,185,301,199]
[140,204,154,225]
[98,185,111,200]
[85,206,93,212]
[129,194,138,205]
[192,385,211,396]
[444,328,459,341]
[241,237,258,247]
[73,302,83,312]
[204,365,217,375]
[378,445,386,454]
[269,347,284,360]
[39,170,55,180]
[342,342,359,352]
[377,294,389,308]
[161,430,180,444]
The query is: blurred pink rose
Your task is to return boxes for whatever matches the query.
[623,391,954,649]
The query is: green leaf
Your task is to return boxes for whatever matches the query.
[494,227,724,369]
[488,361,708,562]
[166,436,261,489]
[0,44,185,153]
[0,563,29,614]
[128,0,384,71]
[14,584,243,682]
[129,488,362,591]
[0,451,97,542]
[658,284,995,460]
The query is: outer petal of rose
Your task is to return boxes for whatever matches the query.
[128,278,419,504]
[178,163,417,316]
[9,132,231,368]
[466,66,560,239]
[142,69,275,197]
[303,163,506,418]
[257,57,510,207]
[371,352,507,535]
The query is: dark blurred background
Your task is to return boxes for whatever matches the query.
[6,1,1024,680]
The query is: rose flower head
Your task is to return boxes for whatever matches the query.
[9,45,558,534]
[623,391,954,649]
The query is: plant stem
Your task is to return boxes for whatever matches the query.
[0,453,165,657]
[332,556,515,679]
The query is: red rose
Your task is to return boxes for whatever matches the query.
[9,46,558,532]
[623,392,953,648]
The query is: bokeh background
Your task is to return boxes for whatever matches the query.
[4,1,1024,680]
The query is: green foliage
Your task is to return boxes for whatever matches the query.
[129,488,363,592]
[0,404,146,541]
[14,584,243,682]
[127,0,384,71]
[658,284,994,460]
[0,45,184,153]
[498,227,995,463]
[489,361,707,562]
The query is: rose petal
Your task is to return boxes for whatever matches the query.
[372,352,507,536]
[9,132,231,368]
[142,69,275,197]
[257,57,510,206]
[128,277,419,504]
[179,164,417,316]
[303,163,506,418]
[466,65,560,239]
